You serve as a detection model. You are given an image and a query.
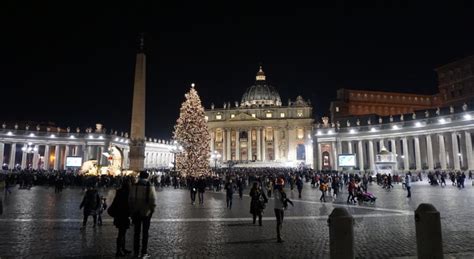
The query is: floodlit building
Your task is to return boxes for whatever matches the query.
[205,66,314,167]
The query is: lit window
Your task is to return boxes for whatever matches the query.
[335,107,339,112]
[231,114,235,118]
[266,113,272,118]
[251,114,256,118]
[297,110,303,117]
[205,116,209,121]
[216,114,222,120]
[280,112,285,118]
[297,128,304,139]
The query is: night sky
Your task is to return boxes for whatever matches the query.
[2,1,474,140]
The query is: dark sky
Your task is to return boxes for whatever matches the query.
[2,1,474,139]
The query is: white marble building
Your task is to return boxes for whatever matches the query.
[205,67,314,167]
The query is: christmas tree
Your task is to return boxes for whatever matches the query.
[173,85,211,176]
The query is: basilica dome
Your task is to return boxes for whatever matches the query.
[240,66,282,107]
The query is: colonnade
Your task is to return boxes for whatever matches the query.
[319,130,473,171]
[144,151,173,168]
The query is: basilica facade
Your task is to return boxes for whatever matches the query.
[205,67,314,167]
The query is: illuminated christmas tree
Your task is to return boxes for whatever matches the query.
[173,84,211,176]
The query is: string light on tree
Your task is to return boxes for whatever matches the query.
[173,83,211,176]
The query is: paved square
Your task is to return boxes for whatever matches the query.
[1,180,473,258]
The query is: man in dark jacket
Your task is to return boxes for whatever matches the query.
[225,180,234,209]
[129,171,157,258]
[197,175,206,205]
[110,179,131,257]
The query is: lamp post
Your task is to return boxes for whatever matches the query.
[170,140,183,173]
[211,150,221,174]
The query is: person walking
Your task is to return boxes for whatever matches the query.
[319,180,328,202]
[296,176,303,198]
[197,175,206,205]
[79,186,101,230]
[237,177,244,200]
[129,171,157,259]
[225,179,234,209]
[108,179,132,257]
[189,176,197,205]
[273,177,293,243]
[249,182,268,226]
[405,173,412,198]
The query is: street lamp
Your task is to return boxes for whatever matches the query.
[210,150,221,172]
[170,140,183,173]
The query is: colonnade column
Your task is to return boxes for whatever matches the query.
[43,145,50,170]
[336,140,342,156]
[438,134,447,170]
[274,128,279,161]
[465,131,473,170]
[426,135,434,171]
[247,129,252,161]
[368,140,375,171]
[235,130,240,160]
[390,139,398,171]
[54,145,60,170]
[256,128,261,161]
[226,129,231,161]
[9,143,16,169]
[390,139,396,153]
[357,140,364,170]
[317,143,322,170]
[402,137,409,171]
[347,141,352,154]
[32,147,39,170]
[63,145,70,170]
[0,143,4,165]
[451,132,461,170]
[414,136,422,171]
[262,128,266,161]
[21,145,27,169]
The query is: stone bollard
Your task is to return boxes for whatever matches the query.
[415,203,443,259]
[328,207,354,259]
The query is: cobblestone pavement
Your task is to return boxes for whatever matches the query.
[0,179,473,258]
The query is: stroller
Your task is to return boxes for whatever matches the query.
[356,187,377,204]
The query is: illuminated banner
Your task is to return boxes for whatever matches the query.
[66,156,83,167]
[338,154,356,167]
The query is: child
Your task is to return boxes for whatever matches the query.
[97,197,107,226]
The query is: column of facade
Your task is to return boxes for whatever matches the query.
[414,136,422,171]
[210,130,215,153]
[247,129,252,161]
[122,148,129,169]
[389,139,398,170]
[0,143,4,165]
[235,130,240,160]
[336,140,342,156]
[256,128,261,161]
[262,128,266,161]
[438,134,447,170]
[83,145,89,163]
[317,143,322,170]
[331,141,338,170]
[54,145,60,170]
[21,144,27,169]
[425,135,434,171]
[368,140,375,171]
[226,129,231,161]
[32,146,39,170]
[465,131,473,170]
[9,143,16,169]
[274,128,279,161]
[379,139,385,151]
[451,132,461,170]
[357,140,364,170]
[43,145,50,170]
[347,141,352,154]
[402,137,409,171]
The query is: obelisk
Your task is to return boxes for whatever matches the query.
[129,35,146,172]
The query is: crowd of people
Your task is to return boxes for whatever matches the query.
[0,167,472,257]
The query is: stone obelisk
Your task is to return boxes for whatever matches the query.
[129,35,146,172]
